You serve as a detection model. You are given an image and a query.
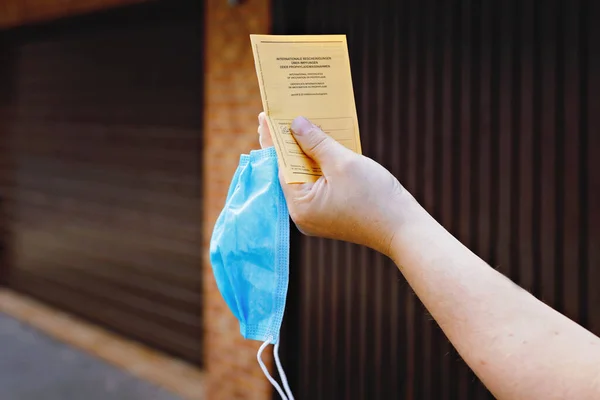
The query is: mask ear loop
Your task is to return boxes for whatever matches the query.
[257,340,288,400]
[274,342,295,400]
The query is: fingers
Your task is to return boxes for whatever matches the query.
[278,162,314,203]
[260,113,307,197]
[258,112,274,149]
[290,116,349,168]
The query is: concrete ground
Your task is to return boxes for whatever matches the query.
[0,313,183,400]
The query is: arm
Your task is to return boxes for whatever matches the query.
[258,113,600,400]
[390,191,600,400]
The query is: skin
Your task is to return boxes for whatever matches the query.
[258,112,600,400]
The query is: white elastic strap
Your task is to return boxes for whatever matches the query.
[257,340,288,400]
[274,343,295,400]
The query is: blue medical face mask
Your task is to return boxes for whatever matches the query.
[209,146,294,399]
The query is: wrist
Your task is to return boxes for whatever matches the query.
[385,189,434,263]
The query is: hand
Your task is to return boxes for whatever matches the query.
[258,112,409,257]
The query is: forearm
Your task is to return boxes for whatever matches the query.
[390,192,600,400]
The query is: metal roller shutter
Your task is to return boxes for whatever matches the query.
[1,0,204,364]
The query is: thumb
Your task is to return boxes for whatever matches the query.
[290,116,348,167]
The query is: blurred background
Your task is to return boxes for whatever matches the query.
[0,0,599,399]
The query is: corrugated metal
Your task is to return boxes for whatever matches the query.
[275,0,600,398]
[0,0,204,364]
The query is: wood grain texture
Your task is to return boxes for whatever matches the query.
[275,0,600,398]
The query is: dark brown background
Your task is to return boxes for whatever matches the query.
[275,0,600,399]
[0,1,204,364]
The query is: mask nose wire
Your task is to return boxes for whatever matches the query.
[257,339,288,400]
[274,342,294,400]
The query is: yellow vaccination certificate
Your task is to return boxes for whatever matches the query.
[250,34,362,183]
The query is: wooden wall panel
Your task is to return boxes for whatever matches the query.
[1,0,204,364]
[587,0,600,336]
[275,0,600,399]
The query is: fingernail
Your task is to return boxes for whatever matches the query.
[258,112,265,124]
[290,116,312,136]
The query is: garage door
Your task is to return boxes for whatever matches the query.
[1,0,204,364]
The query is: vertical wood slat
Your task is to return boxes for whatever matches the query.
[274,0,600,398]
[509,0,523,287]
[518,0,536,292]
[477,0,492,276]
[560,0,581,322]
[539,0,559,307]
[586,0,600,335]
[496,0,514,279]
